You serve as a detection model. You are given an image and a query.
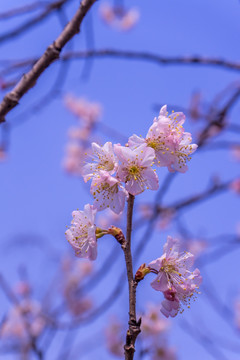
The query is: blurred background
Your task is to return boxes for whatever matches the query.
[0,0,240,359]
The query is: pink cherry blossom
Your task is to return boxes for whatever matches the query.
[128,105,198,173]
[148,236,202,317]
[91,170,128,214]
[160,289,180,318]
[114,144,159,195]
[82,142,118,182]
[65,204,98,260]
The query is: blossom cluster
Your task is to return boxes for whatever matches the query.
[0,299,45,345]
[63,95,102,175]
[65,106,197,260]
[146,236,202,318]
[65,106,201,319]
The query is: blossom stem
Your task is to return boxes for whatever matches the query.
[123,194,141,360]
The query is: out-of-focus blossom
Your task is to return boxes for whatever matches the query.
[14,281,31,297]
[230,178,240,194]
[100,3,139,31]
[138,204,154,220]
[63,95,102,176]
[0,300,45,343]
[148,236,202,317]
[231,145,240,162]
[65,204,98,260]
[235,298,240,329]
[64,95,101,123]
[156,209,175,230]
[185,239,208,258]
[61,258,93,316]
[97,208,123,228]
[0,146,7,161]
[114,144,159,195]
[83,142,118,182]
[128,105,198,173]
[63,143,88,175]
[152,346,177,360]
[189,92,202,121]
[141,303,169,337]
[91,170,128,214]
[105,317,124,357]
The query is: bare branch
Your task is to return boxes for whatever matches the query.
[0,0,97,123]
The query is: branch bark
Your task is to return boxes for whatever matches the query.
[122,194,141,360]
[0,0,97,123]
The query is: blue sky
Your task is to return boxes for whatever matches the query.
[0,0,240,359]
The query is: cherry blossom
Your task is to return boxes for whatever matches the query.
[128,105,198,173]
[82,142,118,182]
[114,144,159,195]
[148,236,202,317]
[65,204,98,260]
[91,170,128,214]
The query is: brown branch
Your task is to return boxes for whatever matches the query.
[198,87,240,147]
[61,49,240,71]
[0,0,97,124]
[2,49,240,81]
[122,194,141,360]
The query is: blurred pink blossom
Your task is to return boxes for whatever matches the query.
[231,145,240,162]
[0,300,45,343]
[152,346,177,360]
[14,281,31,297]
[64,95,101,123]
[186,239,208,258]
[235,298,240,329]
[100,4,139,31]
[230,178,240,194]
[105,317,124,357]
[141,303,169,337]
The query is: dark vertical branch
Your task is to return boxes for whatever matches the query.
[122,194,141,360]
